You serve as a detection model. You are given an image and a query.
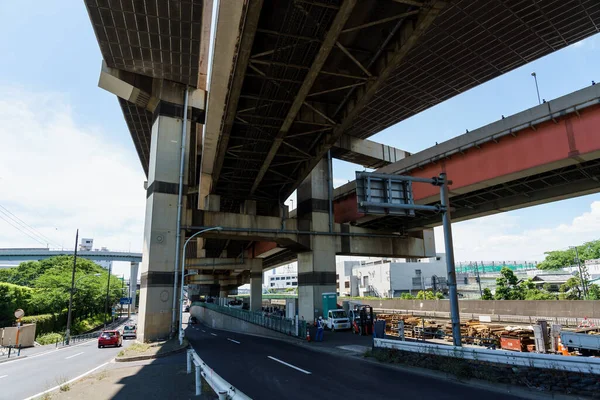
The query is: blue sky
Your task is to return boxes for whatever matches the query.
[1,1,600,278]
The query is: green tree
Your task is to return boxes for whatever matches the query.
[399,293,415,300]
[481,288,494,300]
[494,267,523,300]
[537,240,600,271]
[559,277,583,300]
[415,290,443,300]
[588,284,600,300]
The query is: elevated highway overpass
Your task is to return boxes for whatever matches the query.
[333,83,600,230]
[83,0,600,341]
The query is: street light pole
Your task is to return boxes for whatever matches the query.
[65,229,79,345]
[531,72,541,105]
[179,226,223,345]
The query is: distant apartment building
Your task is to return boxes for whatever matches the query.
[266,264,298,290]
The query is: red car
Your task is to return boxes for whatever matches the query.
[98,330,122,348]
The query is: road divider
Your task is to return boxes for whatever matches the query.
[267,356,311,375]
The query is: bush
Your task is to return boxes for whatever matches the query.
[21,313,67,336]
[36,332,64,345]
[72,314,108,334]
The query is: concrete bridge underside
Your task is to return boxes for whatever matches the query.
[84,0,600,341]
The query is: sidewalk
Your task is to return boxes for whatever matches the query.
[50,353,216,400]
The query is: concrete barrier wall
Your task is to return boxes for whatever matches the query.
[190,305,295,340]
[340,298,600,318]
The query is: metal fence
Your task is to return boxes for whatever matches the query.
[194,302,306,339]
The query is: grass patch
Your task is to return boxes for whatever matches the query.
[96,371,108,381]
[59,384,70,392]
[117,342,151,357]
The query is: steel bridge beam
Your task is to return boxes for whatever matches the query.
[249,0,358,196]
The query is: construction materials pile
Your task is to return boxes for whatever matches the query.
[377,313,440,338]
[499,326,535,352]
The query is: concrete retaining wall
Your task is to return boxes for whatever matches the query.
[341,298,600,318]
[190,305,295,341]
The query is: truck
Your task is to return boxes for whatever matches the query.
[324,309,351,331]
[560,328,600,356]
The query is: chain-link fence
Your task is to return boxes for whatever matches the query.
[194,302,306,339]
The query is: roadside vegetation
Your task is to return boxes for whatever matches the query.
[0,256,123,340]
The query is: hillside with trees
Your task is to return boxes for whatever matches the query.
[0,256,123,338]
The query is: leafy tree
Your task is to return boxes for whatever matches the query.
[523,289,557,300]
[399,293,415,300]
[0,283,33,326]
[559,277,583,300]
[481,288,494,300]
[537,240,600,270]
[588,284,600,300]
[494,267,523,300]
[415,290,444,300]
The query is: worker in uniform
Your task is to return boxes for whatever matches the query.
[316,316,324,342]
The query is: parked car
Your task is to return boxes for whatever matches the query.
[122,324,137,339]
[98,330,122,348]
[324,309,351,331]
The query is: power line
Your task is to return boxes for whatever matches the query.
[0,212,48,246]
[0,205,62,248]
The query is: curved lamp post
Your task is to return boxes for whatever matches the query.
[66,273,101,345]
[179,226,223,345]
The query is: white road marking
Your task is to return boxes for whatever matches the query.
[0,375,7,379]
[65,352,84,360]
[227,338,240,344]
[0,338,97,367]
[23,362,109,400]
[202,330,206,333]
[210,333,217,337]
[267,356,311,375]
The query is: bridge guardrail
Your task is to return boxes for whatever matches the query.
[194,302,306,339]
[187,347,250,399]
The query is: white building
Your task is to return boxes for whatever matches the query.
[79,238,112,271]
[339,254,447,297]
[267,273,298,290]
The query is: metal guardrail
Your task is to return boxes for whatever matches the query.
[194,302,306,339]
[52,317,130,347]
[187,348,251,399]
[373,308,599,328]
[0,344,21,358]
[374,338,600,375]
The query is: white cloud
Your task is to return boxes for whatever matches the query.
[435,201,600,262]
[0,86,146,259]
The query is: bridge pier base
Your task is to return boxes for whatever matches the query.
[250,261,263,311]
[138,82,192,342]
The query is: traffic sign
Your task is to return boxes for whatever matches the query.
[120,297,132,305]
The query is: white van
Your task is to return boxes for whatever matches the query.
[325,309,350,331]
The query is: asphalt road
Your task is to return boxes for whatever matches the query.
[186,323,526,400]
[0,320,135,400]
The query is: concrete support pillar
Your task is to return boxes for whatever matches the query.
[249,261,263,311]
[138,82,191,342]
[129,262,139,314]
[205,194,221,212]
[297,158,336,322]
[240,200,257,215]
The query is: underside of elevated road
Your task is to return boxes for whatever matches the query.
[84,0,600,339]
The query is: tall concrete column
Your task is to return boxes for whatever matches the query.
[138,82,192,342]
[129,262,139,314]
[249,261,263,311]
[297,158,336,322]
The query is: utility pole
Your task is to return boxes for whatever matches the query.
[65,229,79,345]
[474,262,483,299]
[104,264,112,328]
[572,246,588,299]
